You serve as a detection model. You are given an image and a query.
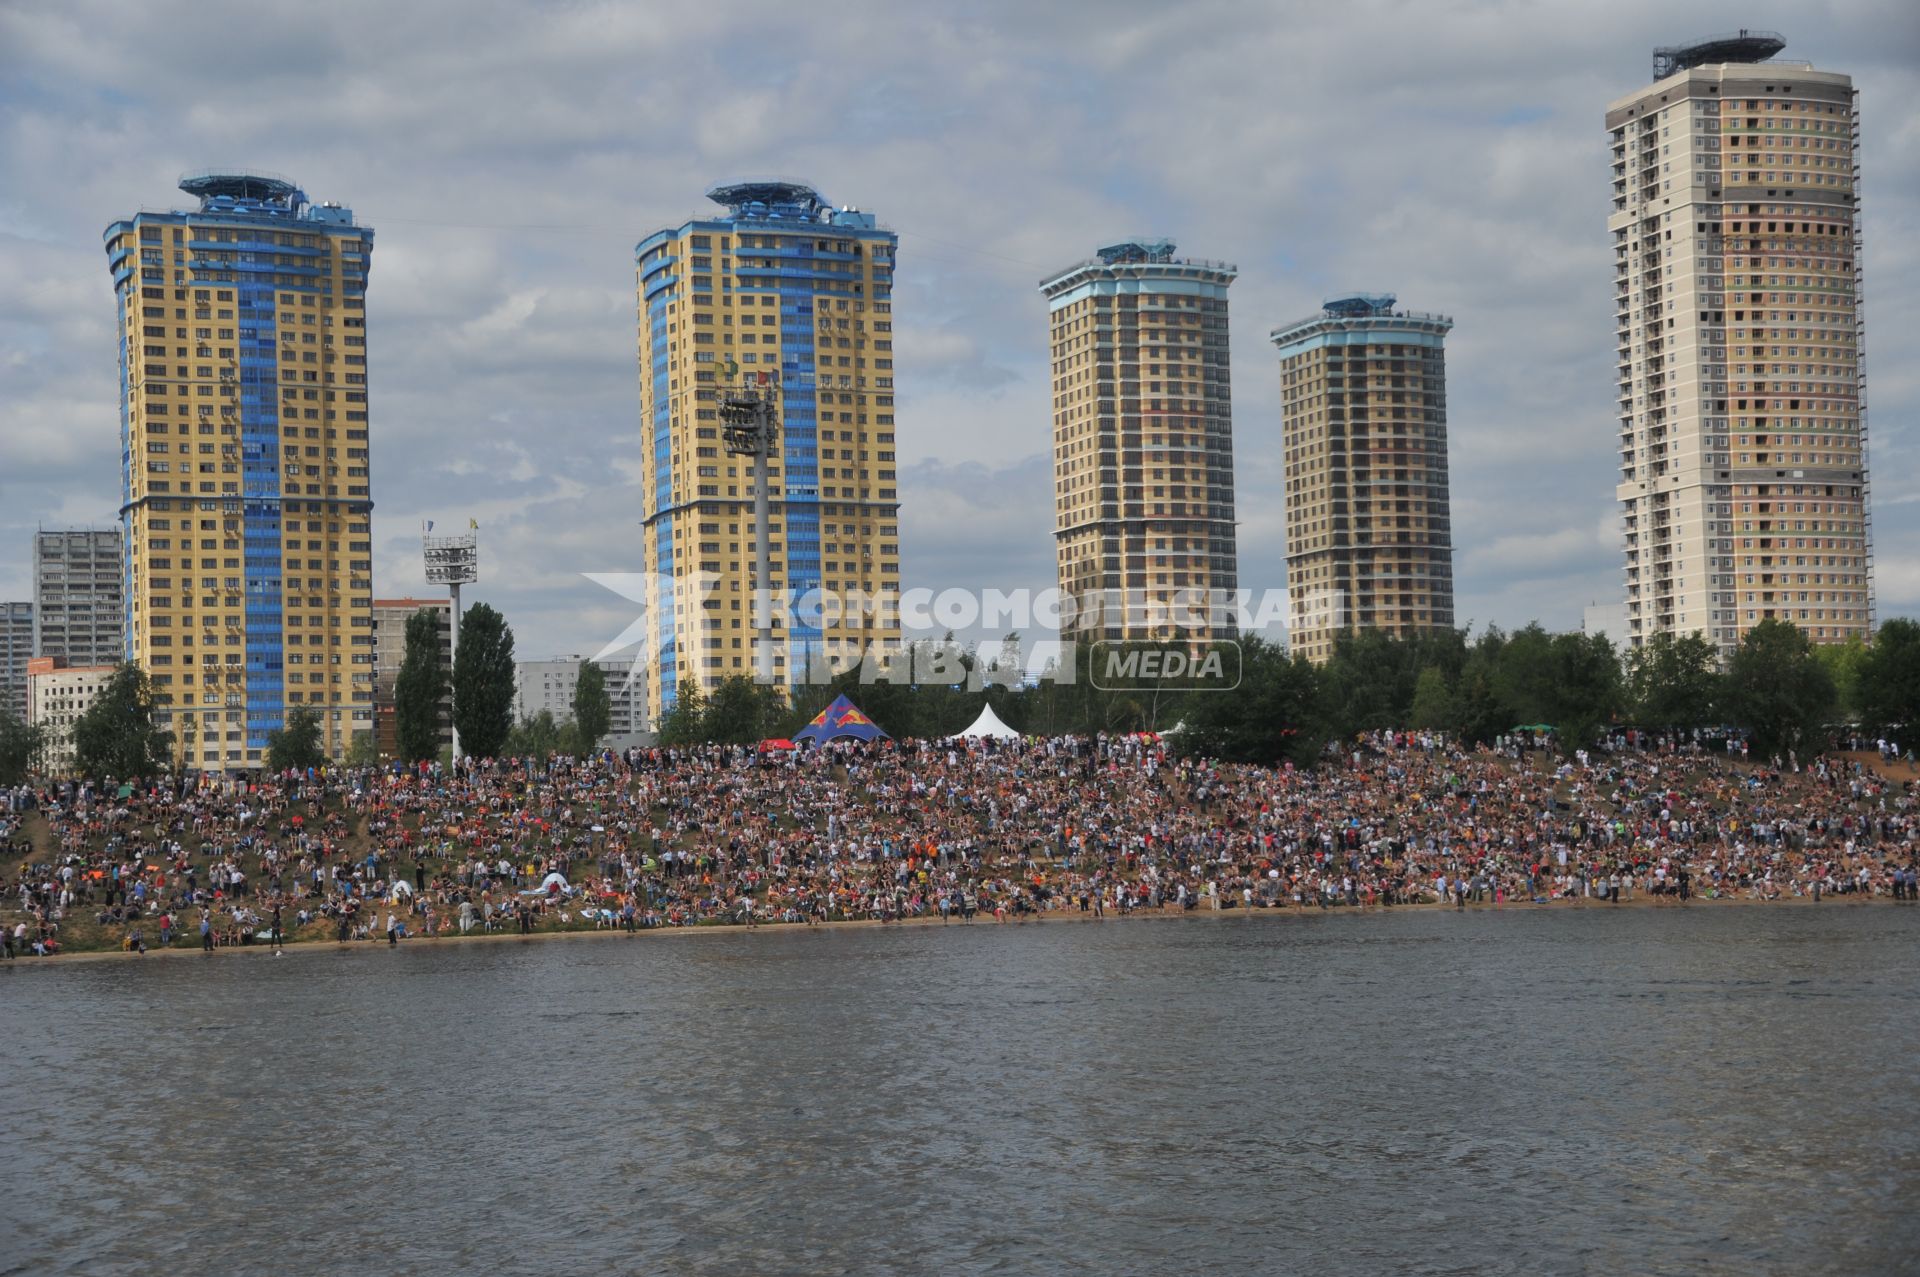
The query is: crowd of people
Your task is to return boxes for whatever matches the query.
[3,727,1917,958]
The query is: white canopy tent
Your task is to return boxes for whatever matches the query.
[956,703,1021,740]
[521,871,574,899]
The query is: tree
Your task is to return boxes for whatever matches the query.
[1628,630,1722,729]
[345,731,380,767]
[71,664,173,780]
[1175,636,1327,767]
[1312,627,1470,738]
[1324,629,1410,732]
[1724,619,1836,757]
[394,607,449,764]
[571,660,612,753]
[1857,617,1920,732]
[1451,661,1508,746]
[1491,623,1557,727]
[704,674,782,745]
[1544,632,1623,754]
[504,709,568,761]
[1812,633,1870,723]
[1031,636,1197,738]
[0,706,45,785]
[1448,628,1514,745]
[452,602,515,759]
[1408,666,1456,731]
[266,706,326,772]
[656,678,708,746]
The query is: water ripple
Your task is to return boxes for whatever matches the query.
[2,908,1917,1275]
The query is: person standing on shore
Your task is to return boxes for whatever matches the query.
[386,911,399,945]
[199,911,214,953]
[269,901,284,954]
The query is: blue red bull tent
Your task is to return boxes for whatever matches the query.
[793,694,890,745]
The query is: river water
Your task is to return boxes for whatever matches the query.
[3,906,1916,1276]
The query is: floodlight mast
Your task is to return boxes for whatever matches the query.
[718,369,781,685]
[423,530,479,762]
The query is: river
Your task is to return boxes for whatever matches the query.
[3,905,1916,1275]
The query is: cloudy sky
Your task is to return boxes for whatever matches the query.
[2,0,1915,661]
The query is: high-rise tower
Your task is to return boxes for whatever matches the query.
[1041,241,1238,641]
[635,182,901,722]
[104,174,375,769]
[32,529,124,668]
[0,602,29,722]
[1610,33,1869,653]
[1270,294,1456,664]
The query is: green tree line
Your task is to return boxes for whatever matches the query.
[11,613,1916,778]
[648,617,1920,764]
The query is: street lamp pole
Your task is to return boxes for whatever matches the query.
[719,365,780,685]
[423,528,479,764]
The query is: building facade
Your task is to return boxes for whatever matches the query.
[1270,294,1456,664]
[26,658,117,775]
[33,529,124,668]
[515,657,584,726]
[0,602,30,721]
[1040,240,1238,641]
[635,181,902,723]
[515,656,647,745]
[371,597,451,759]
[105,174,376,770]
[600,656,646,743]
[1583,601,1631,649]
[1609,34,1869,654]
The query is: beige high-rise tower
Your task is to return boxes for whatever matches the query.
[1041,240,1238,641]
[1610,32,1870,655]
[1271,295,1456,664]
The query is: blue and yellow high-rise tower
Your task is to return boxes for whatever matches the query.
[105,174,375,769]
[635,181,902,720]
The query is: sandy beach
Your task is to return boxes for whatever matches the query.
[6,884,1895,968]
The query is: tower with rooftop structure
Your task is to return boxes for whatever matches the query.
[105,173,375,770]
[1609,33,1870,655]
[1270,294,1456,664]
[634,181,902,722]
[1040,240,1239,642]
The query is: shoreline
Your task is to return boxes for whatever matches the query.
[5,889,1900,967]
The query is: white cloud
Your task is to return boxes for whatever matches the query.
[0,0,1915,657]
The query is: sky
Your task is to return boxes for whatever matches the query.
[1,0,1915,663]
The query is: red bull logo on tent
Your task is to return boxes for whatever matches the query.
[793,694,889,744]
